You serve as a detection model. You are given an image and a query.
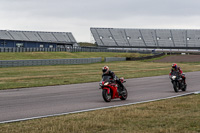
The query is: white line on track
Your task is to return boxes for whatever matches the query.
[0,91,199,124]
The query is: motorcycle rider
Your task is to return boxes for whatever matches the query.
[102,65,125,95]
[169,63,186,85]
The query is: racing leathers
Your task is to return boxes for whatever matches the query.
[169,67,186,84]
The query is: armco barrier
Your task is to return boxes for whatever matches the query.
[0,58,102,67]
[0,53,164,67]
[105,57,126,62]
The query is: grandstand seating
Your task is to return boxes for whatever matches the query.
[155,29,174,47]
[187,30,200,47]
[0,30,76,44]
[91,28,200,49]
[125,29,145,47]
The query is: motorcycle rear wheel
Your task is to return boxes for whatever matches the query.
[120,87,128,100]
[102,89,111,102]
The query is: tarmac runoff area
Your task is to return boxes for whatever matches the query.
[0,71,200,124]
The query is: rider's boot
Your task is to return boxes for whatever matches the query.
[117,85,122,96]
[117,86,122,96]
[184,79,187,86]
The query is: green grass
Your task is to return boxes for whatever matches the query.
[0,53,199,132]
[142,54,168,62]
[78,42,97,47]
[0,94,199,133]
[0,60,200,90]
[0,52,150,60]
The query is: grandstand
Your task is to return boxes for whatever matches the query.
[0,30,77,48]
[91,28,200,49]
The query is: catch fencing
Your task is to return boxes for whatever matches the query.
[0,47,152,54]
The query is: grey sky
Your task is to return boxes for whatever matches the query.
[0,0,200,42]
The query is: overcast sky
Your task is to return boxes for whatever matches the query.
[0,0,200,42]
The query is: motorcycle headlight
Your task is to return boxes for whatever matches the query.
[172,76,176,80]
[104,82,109,86]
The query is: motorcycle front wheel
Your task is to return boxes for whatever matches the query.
[181,84,187,91]
[173,81,179,92]
[102,89,111,102]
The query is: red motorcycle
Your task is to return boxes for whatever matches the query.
[99,76,128,102]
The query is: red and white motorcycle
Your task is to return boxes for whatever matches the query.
[99,76,128,102]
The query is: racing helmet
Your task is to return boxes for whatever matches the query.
[102,66,109,74]
[172,63,177,70]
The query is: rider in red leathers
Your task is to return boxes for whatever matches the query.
[169,63,186,85]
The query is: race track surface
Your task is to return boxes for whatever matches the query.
[0,71,200,123]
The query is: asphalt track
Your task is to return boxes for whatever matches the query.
[0,71,200,123]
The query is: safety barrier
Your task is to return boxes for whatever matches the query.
[104,57,126,62]
[0,58,102,67]
[0,47,152,54]
[0,53,164,67]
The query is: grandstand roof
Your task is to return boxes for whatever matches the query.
[0,30,77,44]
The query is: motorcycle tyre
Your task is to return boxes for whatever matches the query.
[181,84,187,91]
[102,89,111,102]
[173,81,179,92]
[120,87,128,100]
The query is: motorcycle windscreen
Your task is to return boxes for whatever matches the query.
[102,76,112,82]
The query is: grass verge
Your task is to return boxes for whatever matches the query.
[78,42,97,47]
[0,94,199,133]
[0,61,200,90]
[0,52,150,60]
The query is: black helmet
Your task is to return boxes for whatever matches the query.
[102,66,109,74]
